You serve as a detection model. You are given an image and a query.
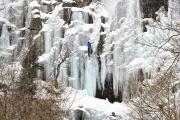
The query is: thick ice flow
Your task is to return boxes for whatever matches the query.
[0,25,10,51]
[1,0,179,102]
[100,0,143,97]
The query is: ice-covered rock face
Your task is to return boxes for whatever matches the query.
[0,0,26,60]
[0,0,180,104]
[28,1,42,31]
[1,0,180,119]
[168,0,180,20]
[38,0,169,103]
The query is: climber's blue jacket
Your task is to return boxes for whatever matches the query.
[88,42,93,47]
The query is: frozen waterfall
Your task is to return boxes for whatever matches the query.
[27,0,148,99]
[0,0,178,102]
[100,0,142,97]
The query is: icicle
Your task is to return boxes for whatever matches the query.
[168,0,180,20]
[0,25,10,51]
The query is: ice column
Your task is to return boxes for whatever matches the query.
[0,25,10,51]
[65,9,100,96]
[168,0,180,20]
[43,16,64,79]
[102,0,142,97]
[84,56,98,96]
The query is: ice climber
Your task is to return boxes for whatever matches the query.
[87,41,93,57]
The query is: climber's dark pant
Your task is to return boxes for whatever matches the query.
[88,47,92,57]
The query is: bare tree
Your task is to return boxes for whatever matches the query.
[128,58,180,119]
[127,9,180,120]
[0,49,75,119]
[53,41,77,89]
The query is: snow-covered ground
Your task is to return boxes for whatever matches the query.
[35,79,131,120]
[69,90,131,120]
